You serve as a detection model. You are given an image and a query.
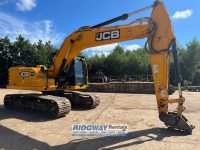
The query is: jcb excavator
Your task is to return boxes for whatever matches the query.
[3,0,194,133]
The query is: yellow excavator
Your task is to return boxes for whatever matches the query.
[3,1,194,133]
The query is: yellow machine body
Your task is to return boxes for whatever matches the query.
[7,66,88,91]
[7,66,56,91]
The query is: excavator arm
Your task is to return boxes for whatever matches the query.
[48,18,153,78]
[148,1,194,133]
[47,0,194,133]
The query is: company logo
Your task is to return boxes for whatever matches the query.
[72,124,128,136]
[20,72,30,78]
[96,30,120,41]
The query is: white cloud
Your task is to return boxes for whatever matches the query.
[172,9,193,20]
[91,51,110,57]
[0,12,63,45]
[89,43,118,51]
[85,43,118,56]
[85,43,141,56]
[16,0,37,11]
[124,44,141,51]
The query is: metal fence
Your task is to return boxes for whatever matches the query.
[89,74,153,83]
[108,74,153,82]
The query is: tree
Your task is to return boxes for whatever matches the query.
[87,45,151,77]
[1,35,200,86]
[12,35,35,66]
[89,54,106,75]
[179,39,200,83]
[0,35,57,84]
[0,37,12,83]
[34,40,57,67]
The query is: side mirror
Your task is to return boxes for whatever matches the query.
[40,66,47,72]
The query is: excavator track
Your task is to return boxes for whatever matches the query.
[65,91,100,108]
[42,90,100,109]
[4,94,71,118]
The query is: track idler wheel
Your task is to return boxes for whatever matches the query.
[64,91,100,109]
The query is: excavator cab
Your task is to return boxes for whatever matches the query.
[59,56,88,90]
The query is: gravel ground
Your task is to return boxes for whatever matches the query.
[0,89,200,150]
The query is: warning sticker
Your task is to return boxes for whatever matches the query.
[153,65,159,73]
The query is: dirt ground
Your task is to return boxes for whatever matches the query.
[0,89,200,150]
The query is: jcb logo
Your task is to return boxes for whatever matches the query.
[96,30,120,41]
[20,72,30,78]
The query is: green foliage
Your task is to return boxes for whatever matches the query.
[33,40,56,67]
[1,35,200,85]
[88,45,151,76]
[179,39,200,84]
[0,36,13,83]
[12,35,35,66]
[88,39,200,85]
[0,35,56,83]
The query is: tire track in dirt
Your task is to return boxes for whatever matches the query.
[68,94,118,150]
[115,107,158,110]
[91,94,118,124]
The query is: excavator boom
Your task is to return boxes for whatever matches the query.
[48,18,153,78]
